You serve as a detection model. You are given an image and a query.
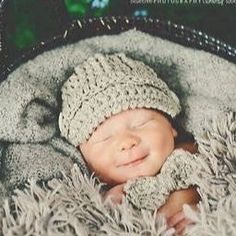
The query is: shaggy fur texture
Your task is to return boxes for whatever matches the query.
[1,112,236,235]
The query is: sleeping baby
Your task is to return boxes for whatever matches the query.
[59,53,201,235]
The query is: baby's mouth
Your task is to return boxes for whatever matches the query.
[125,155,147,167]
[117,154,148,167]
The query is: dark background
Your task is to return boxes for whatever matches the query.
[3,0,236,57]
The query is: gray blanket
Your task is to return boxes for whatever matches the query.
[1,112,236,235]
[0,29,236,235]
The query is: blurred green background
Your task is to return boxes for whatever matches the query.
[3,0,236,58]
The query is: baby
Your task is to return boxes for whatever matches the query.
[59,53,200,235]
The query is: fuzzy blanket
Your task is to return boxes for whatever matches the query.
[0,29,236,235]
[1,112,236,235]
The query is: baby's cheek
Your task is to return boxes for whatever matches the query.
[91,146,114,169]
[155,134,174,155]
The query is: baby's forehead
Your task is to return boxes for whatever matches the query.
[94,108,159,132]
[114,108,157,119]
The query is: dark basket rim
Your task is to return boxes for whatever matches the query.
[0,15,236,81]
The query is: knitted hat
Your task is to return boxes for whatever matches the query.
[59,53,181,146]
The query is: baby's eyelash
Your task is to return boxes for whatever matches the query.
[135,122,145,128]
[136,119,153,127]
[97,135,112,143]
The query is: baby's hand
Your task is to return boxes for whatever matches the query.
[157,188,200,235]
[103,183,126,204]
[167,207,196,235]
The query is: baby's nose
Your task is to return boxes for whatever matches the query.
[119,134,140,151]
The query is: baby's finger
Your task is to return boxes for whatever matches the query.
[104,192,124,204]
[110,194,123,204]
[167,211,185,228]
[175,218,195,235]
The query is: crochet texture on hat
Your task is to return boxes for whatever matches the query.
[59,53,181,146]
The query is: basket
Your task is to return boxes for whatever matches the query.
[0,0,236,82]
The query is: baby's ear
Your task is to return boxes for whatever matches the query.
[172,128,178,138]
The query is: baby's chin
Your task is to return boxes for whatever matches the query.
[124,161,159,180]
[117,168,159,184]
[103,172,153,186]
[101,160,160,185]
[125,171,157,181]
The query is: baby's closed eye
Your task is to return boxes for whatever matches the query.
[133,119,155,128]
[92,133,113,143]
[98,135,112,143]
[95,119,155,142]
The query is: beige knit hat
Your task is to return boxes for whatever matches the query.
[59,53,181,146]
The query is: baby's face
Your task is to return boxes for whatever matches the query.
[79,108,177,186]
